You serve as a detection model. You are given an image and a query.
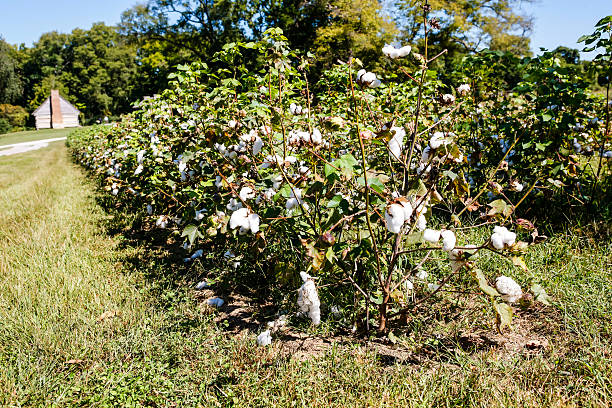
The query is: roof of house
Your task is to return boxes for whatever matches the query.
[32,91,80,117]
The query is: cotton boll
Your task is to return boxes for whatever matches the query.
[257,330,272,346]
[491,232,505,250]
[207,297,225,308]
[385,204,405,233]
[423,228,441,243]
[297,273,321,325]
[271,175,283,190]
[404,279,414,291]
[146,204,153,215]
[285,188,303,210]
[388,137,403,160]
[134,165,144,175]
[495,276,523,303]
[416,214,427,231]
[253,137,263,155]
[399,199,413,221]
[441,230,456,252]
[510,180,524,192]
[194,209,206,221]
[230,208,250,230]
[239,186,255,201]
[156,215,168,229]
[503,230,516,247]
[429,132,447,149]
[457,84,471,96]
[428,283,441,292]
[311,128,323,144]
[416,269,428,280]
[247,213,260,234]
[195,281,210,290]
[442,94,456,104]
[421,146,432,163]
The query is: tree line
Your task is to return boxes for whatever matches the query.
[0,0,590,131]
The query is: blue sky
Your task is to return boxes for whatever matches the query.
[0,0,610,59]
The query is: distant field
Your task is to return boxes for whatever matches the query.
[0,128,76,146]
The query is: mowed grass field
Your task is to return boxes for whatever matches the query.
[0,128,74,146]
[0,142,611,406]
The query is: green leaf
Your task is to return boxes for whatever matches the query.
[327,195,343,208]
[542,114,552,122]
[181,224,204,245]
[494,301,514,331]
[531,284,552,306]
[487,199,513,218]
[473,269,500,297]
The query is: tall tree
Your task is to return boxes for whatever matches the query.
[394,0,534,56]
[0,38,24,104]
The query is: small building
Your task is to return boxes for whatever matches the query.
[32,90,80,130]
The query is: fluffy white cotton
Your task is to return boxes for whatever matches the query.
[146,204,153,215]
[297,272,321,325]
[194,208,206,221]
[311,128,323,144]
[416,214,427,231]
[289,103,303,115]
[441,230,456,252]
[155,215,168,229]
[230,208,260,234]
[267,315,288,330]
[510,180,524,192]
[207,297,225,308]
[423,228,441,243]
[226,198,243,211]
[399,199,413,221]
[388,126,406,161]
[257,330,272,346]
[416,269,428,280]
[457,83,471,96]
[195,280,210,290]
[191,249,204,260]
[247,213,260,233]
[230,208,250,230]
[442,94,456,104]
[357,70,382,88]
[385,203,405,233]
[134,165,144,175]
[286,188,304,210]
[253,136,263,155]
[495,276,523,303]
[491,233,505,250]
[382,44,411,59]
[429,132,450,149]
[492,226,516,249]
[239,186,255,201]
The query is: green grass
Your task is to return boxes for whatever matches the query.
[0,128,75,146]
[0,142,611,406]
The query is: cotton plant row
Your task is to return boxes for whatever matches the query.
[67,25,553,341]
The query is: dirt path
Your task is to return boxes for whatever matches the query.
[0,137,67,157]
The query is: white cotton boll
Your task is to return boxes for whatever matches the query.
[248,213,260,234]
[297,275,321,325]
[183,241,191,250]
[369,79,381,88]
[423,228,441,243]
[224,250,235,259]
[457,83,471,96]
[382,44,400,59]
[603,151,612,159]
[429,132,447,149]
[495,276,523,303]
[228,120,237,129]
[146,204,153,215]
[137,150,146,163]
[191,249,204,260]
[178,161,187,172]
[502,230,516,247]
[267,315,288,330]
[397,45,411,57]
[272,175,283,190]
[253,137,263,155]
[215,176,223,189]
[194,209,206,221]
[156,215,168,229]
[385,204,405,234]
[285,188,303,210]
[416,269,428,280]
[257,330,272,346]
[388,137,403,161]
[491,232,505,250]
[311,128,323,144]
[421,146,432,163]
[207,297,225,308]
[195,280,210,290]
[400,200,413,221]
[404,279,414,291]
[226,198,243,211]
[239,186,255,201]
[230,208,250,230]
[361,72,377,83]
[510,180,524,192]
[416,214,427,231]
[356,69,366,81]
[134,165,144,175]
[441,230,456,252]
[428,283,441,292]
[442,94,456,104]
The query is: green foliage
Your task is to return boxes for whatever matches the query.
[0,118,10,135]
[0,38,23,104]
[0,104,28,129]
